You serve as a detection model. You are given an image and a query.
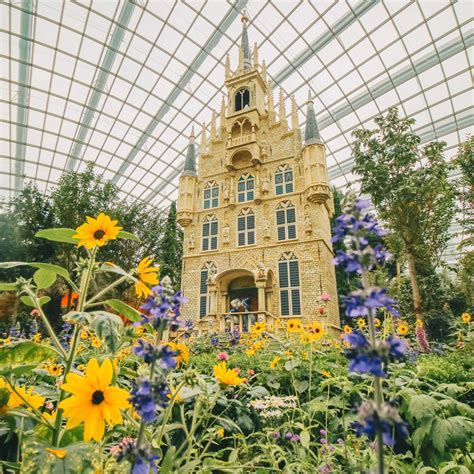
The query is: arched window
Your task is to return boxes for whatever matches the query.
[275,164,294,195]
[202,215,218,251]
[237,208,255,246]
[278,253,301,316]
[203,181,219,209]
[199,262,217,318]
[237,173,255,203]
[276,201,297,241]
[235,88,250,111]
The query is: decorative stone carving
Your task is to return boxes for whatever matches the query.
[222,223,230,244]
[304,213,312,235]
[206,267,217,285]
[188,232,195,249]
[263,218,271,240]
[223,180,230,201]
[256,262,266,279]
[261,174,270,194]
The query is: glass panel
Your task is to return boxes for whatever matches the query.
[286,183,293,193]
[289,260,299,286]
[238,182,245,191]
[276,210,285,225]
[287,207,296,223]
[211,221,218,235]
[204,189,210,198]
[247,214,255,228]
[275,173,283,184]
[202,223,209,237]
[237,216,245,231]
[202,238,209,251]
[288,225,296,240]
[200,295,207,317]
[212,198,218,207]
[238,233,245,246]
[247,191,254,201]
[276,185,283,195]
[200,270,208,293]
[210,236,217,250]
[247,179,254,190]
[212,187,219,197]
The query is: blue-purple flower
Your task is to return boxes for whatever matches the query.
[129,378,170,424]
[133,340,177,369]
[342,288,399,318]
[113,437,159,473]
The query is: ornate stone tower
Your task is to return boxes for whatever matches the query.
[177,14,340,332]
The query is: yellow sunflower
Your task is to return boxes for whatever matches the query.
[374,318,381,328]
[251,322,266,334]
[80,331,90,340]
[134,256,160,298]
[47,364,64,377]
[287,318,303,333]
[398,322,409,335]
[306,321,325,340]
[0,379,45,414]
[461,312,471,324]
[90,336,102,349]
[167,342,189,367]
[58,358,129,442]
[73,212,122,249]
[213,362,245,386]
[269,356,281,369]
[356,318,366,329]
[246,348,256,357]
[343,325,352,334]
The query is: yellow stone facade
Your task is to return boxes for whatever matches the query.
[177,18,340,333]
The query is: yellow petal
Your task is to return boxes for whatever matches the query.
[98,359,113,391]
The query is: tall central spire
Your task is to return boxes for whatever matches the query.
[241,11,252,71]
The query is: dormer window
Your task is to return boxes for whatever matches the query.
[235,88,250,112]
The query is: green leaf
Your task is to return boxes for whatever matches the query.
[38,296,51,307]
[0,388,9,406]
[0,262,72,284]
[295,379,309,394]
[99,263,137,282]
[117,230,140,242]
[0,342,57,370]
[300,430,310,449]
[0,282,17,291]
[432,417,451,452]
[0,364,39,377]
[21,440,100,473]
[90,311,123,353]
[63,311,92,326]
[105,299,141,322]
[35,228,78,245]
[33,269,57,290]
[20,295,35,307]
[408,394,439,421]
[284,359,301,371]
[412,417,434,452]
[160,446,176,474]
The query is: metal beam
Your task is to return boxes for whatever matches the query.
[319,32,474,131]
[14,0,34,195]
[272,0,381,86]
[65,0,136,171]
[111,0,248,186]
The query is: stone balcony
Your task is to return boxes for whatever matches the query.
[226,132,256,149]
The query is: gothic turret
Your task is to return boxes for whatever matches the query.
[177,129,197,227]
[302,92,331,210]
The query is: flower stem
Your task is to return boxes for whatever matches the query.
[84,275,129,307]
[52,248,97,447]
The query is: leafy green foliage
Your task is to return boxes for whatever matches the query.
[0,341,57,370]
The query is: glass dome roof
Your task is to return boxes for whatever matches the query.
[1,0,472,262]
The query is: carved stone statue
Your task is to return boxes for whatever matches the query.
[261,175,270,194]
[256,262,266,279]
[223,180,230,200]
[188,232,195,249]
[222,223,230,244]
[304,213,312,234]
[263,218,271,239]
[206,268,217,285]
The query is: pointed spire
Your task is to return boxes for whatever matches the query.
[279,89,287,130]
[241,11,252,71]
[220,96,227,138]
[261,60,267,83]
[210,110,216,140]
[238,47,244,71]
[225,53,230,78]
[267,80,275,124]
[182,127,197,177]
[252,42,258,68]
[291,95,299,129]
[200,122,207,154]
[304,90,322,145]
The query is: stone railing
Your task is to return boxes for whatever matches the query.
[227,133,255,148]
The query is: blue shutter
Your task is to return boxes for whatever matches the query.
[203,223,209,237]
[277,227,286,241]
[238,233,245,246]
[276,209,285,225]
[211,221,218,235]
[276,185,283,195]
[247,179,254,190]
[202,238,209,251]
[275,173,283,184]
[247,214,255,229]
[287,207,296,223]
[237,216,245,231]
[280,290,290,316]
[211,236,217,250]
[199,295,207,317]
[291,289,301,315]
[247,191,254,200]
[248,231,255,245]
[286,182,293,193]
[279,261,289,287]
[289,260,299,287]
[200,270,208,293]
[288,225,296,239]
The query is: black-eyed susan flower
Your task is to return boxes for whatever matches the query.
[134,256,160,298]
[374,318,381,328]
[343,325,352,334]
[306,321,325,340]
[73,212,122,249]
[32,333,42,343]
[47,364,63,377]
[213,362,245,386]
[269,356,281,369]
[287,318,303,333]
[0,379,45,414]
[398,322,409,335]
[461,312,471,324]
[58,358,129,442]
[356,318,366,329]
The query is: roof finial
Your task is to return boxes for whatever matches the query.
[210,110,216,140]
[200,122,207,154]
[267,80,275,125]
[241,10,252,71]
[220,96,227,138]
[182,128,197,176]
[304,89,322,145]
[279,89,287,131]
[291,95,299,129]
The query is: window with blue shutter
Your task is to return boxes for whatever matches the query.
[275,165,294,195]
[202,216,218,251]
[199,262,217,318]
[203,181,219,209]
[276,201,297,241]
[237,174,255,203]
[237,209,256,246]
[279,253,301,316]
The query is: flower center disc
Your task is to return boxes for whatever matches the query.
[91,390,105,405]
[93,229,106,239]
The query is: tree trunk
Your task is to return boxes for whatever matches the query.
[406,252,423,322]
